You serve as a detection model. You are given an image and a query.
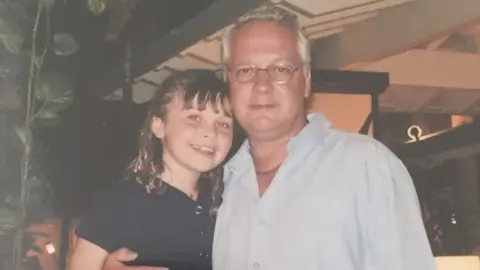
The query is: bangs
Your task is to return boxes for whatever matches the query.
[182,89,233,117]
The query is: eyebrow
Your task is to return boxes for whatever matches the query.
[233,60,297,66]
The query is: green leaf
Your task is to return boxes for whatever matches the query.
[0,206,19,235]
[53,32,79,56]
[26,176,42,190]
[23,50,44,69]
[35,71,74,112]
[5,195,20,209]
[0,17,24,54]
[42,0,57,8]
[87,0,107,16]
[35,108,62,127]
[14,125,33,151]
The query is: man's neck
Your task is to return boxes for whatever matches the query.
[249,117,308,169]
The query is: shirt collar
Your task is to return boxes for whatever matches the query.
[287,112,331,153]
[225,112,331,173]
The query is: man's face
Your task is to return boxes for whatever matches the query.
[226,20,310,140]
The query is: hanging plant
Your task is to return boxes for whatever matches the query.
[87,0,107,16]
[0,0,111,268]
[0,17,24,54]
[34,70,75,126]
[53,32,79,56]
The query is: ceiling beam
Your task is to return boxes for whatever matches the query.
[363,49,480,90]
[425,35,451,51]
[312,0,480,69]
[91,0,268,98]
[311,69,389,95]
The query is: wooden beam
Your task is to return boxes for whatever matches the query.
[425,34,451,51]
[312,0,480,69]
[312,69,389,95]
[91,0,267,98]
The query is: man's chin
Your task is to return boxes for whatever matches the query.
[248,120,282,132]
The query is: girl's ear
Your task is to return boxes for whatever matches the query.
[151,116,166,139]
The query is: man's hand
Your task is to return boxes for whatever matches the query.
[103,248,168,270]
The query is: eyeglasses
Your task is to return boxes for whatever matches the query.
[228,64,301,84]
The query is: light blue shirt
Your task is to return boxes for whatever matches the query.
[213,113,436,270]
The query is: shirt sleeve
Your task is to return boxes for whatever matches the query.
[364,143,436,270]
[75,188,129,253]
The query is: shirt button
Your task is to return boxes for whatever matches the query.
[253,262,260,268]
[195,205,203,215]
[257,219,267,225]
[199,252,210,258]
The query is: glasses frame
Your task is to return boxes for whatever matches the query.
[221,64,303,84]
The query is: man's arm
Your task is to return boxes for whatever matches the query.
[364,143,436,270]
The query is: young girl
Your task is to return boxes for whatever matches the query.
[68,69,234,270]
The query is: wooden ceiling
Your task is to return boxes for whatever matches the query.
[105,0,413,103]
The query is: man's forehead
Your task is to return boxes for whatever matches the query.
[229,21,300,63]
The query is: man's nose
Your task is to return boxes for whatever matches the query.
[252,69,272,94]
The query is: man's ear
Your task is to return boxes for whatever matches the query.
[303,67,311,98]
[151,116,165,139]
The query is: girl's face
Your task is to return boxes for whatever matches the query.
[151,93,234,174]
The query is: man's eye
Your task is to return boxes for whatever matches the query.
[275,67,291,73]
[237,68,253,74]
[188,115,201,121]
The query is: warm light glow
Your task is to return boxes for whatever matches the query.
[45,243,55,255]
[435,256,480,270]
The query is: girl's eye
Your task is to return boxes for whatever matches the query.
[217,122,231,129]
[188,115,201,122]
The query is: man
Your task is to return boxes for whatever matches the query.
[103,5,435,270]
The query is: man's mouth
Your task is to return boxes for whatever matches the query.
[191,144,215,156]
[249,104,275,110]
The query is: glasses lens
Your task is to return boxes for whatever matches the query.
[231,65,297,83]
[234,67,257,82]
[267,66,294,83]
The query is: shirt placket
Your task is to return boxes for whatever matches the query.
[247,179,284,270]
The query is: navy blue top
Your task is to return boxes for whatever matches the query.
[76,179,214,270]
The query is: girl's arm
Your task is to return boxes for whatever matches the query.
[68,238,109,270]
[102,247,168,270]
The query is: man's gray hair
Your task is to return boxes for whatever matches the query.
[220,5,311,66]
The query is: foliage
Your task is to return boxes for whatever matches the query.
[0,0,107,269]
[87,0,107,16]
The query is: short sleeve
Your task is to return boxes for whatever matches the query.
[364,143,436,270]
[75,188,130,252]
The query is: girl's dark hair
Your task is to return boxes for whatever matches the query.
[126,69,231,218]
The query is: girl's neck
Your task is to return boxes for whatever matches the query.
[160,166,200,199]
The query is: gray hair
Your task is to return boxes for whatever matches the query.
[220,5,310,66]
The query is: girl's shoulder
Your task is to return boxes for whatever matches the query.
[88,178,147,210]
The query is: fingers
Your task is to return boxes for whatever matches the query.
[112,247,138,262]
[107,248,169,270]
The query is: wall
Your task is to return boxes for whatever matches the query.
[308,93,372,135]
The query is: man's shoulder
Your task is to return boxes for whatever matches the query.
[328,128,382,151]
[326,128,401,164]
